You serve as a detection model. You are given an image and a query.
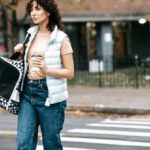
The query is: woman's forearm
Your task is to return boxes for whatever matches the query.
[45,67,74,79]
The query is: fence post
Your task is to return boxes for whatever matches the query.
[135,55,139,88]
[98,58,102,88]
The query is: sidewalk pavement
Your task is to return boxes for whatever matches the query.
[67,86,150,114]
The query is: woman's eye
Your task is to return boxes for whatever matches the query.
[35,5,42,10]
[35,7,40,10]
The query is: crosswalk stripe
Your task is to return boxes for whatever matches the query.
[36,145,95,150]
[64,148,95,150]
[101,120,150,125]
[36,146,43,150]
[87,123,150,129]
[62,137,150,147]
[0,130,16,135]
[68,128,150,137]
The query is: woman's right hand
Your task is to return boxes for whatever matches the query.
[14,43,24,53]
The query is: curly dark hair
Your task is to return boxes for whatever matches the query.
[26,0,64,31]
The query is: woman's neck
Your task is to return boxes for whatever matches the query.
[39,25,48,33]
[36,25,51,38]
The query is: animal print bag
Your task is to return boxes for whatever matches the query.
[0,33,31,114]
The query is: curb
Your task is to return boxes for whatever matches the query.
[66,105,150,115]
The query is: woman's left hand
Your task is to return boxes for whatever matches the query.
[31,57,47,74]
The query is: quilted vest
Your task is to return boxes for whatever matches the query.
[23,25,69,106]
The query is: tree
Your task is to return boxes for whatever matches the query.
[0,0,8,54]
[0,0,28,55]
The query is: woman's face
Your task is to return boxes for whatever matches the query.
[30,1,50,25]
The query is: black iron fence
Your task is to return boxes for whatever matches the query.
[68,55,150,88]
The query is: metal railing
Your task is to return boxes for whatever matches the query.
[68,55,150,88]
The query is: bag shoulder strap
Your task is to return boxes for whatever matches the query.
[10,33,31,60]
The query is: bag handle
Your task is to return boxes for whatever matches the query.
[10,33,31,60]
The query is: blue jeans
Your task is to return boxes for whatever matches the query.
[17,78,66,150]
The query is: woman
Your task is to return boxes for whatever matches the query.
[14,0,74,149]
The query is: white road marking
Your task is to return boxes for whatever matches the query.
[101,120,150,125]
[64,148,95,150]
[68,128,150,137]
[36,145,95,150]
[62,137,150,147]
[87,123,150,129]
[0,130,42,137]
[0,130,16,135]
[36,145,43,150]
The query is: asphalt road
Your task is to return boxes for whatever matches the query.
[0,111,150,150]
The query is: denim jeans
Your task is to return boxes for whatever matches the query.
[17,78,66,150]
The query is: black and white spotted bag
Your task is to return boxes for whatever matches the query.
[0,33,31,114]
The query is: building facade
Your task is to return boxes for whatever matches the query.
[1,0,150,72]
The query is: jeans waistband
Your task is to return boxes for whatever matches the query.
[25,77,46,86]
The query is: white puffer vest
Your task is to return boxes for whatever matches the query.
[23,25,69,106]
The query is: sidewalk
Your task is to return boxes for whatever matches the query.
[67,86,150,114]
